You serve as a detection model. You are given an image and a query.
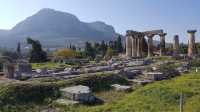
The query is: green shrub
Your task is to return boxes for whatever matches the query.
[190,59,200,67]
[0,83,60,106]
[55,73,130,92]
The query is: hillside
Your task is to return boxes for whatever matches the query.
[0,8,116,48]
[75,72,200,112]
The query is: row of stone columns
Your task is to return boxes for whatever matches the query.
[125,36,132,57]
[126,31,167,58]
[146,33,166,57]
[125,31,144,58]
[126,29,197,58]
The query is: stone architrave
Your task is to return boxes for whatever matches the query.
[159,33,167,56]
[173,35,180,57]
[187,30,197,57]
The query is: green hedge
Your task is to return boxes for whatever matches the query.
[0,73,129,110]
[190,59,200,67]
[0,83,60,106]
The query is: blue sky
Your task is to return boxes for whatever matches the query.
[0,0,199,43]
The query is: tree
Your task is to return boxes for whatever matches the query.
[100,41,107,56]
[27,37,47,63]
[54,48,77,58]
[85,42,96,59]
[94,42,101,54]
[116,35,123,53]
[195,43,200,54]
[71,45,76,51]
[108,41,115,49]
[179,43,188,54]
[2,50,18,59]
[17,42,21,55]
[105,47,114,60]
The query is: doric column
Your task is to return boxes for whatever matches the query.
[147,34,154,57]
[137,35,143,57]
[159,33,167,56]
[187,30,197,57]
[137,37,141,57]
[132,37,137,57]
[173,35,180,57]
[126,36,132,57]
[139,36,143,57]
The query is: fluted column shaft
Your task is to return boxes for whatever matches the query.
[136,37,140,57]
[126,36,132,57]
[132,37,137,57]
[159,33,166,56]
[187,30,197,57]
[173,35,179,57]
[147,34,154,57]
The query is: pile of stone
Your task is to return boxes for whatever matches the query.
[132,79,153,85]
[60,85,97,104]
[55,99,79,106]
[176,63,189,73]
[144,72,164,81]
[176,67,188,74]
[36,68,48,74]
[126,59,151,67]
[84,66,114,73]
[127,61,144,66]
[52,67,80,76]
[120,69,141,79]
[111,84,132,92]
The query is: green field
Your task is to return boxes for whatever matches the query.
[31,62,71,69]
[58,71,200,112]
[1,69,200,112]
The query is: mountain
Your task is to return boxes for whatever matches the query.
[0,8,116,48]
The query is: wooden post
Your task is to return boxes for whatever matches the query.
[180,93,184,112]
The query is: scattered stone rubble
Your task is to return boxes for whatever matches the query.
[144,72,164,81]
[60,85,97,104]
[111,84,132,92]
[132,79,153,85]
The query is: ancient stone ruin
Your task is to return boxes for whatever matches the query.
[0,56,15,78]
[60,85,97,103]
[173,35,180,57]
[187,30,197,58]
[126,29,198,58]
[125,30,167,58]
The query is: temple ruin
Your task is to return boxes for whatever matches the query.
[126,29,198,58]
[125,30,167,58]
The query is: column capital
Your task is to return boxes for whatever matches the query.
[159,33,167,37]
[187,30,197,34]
[174,35,179,38]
